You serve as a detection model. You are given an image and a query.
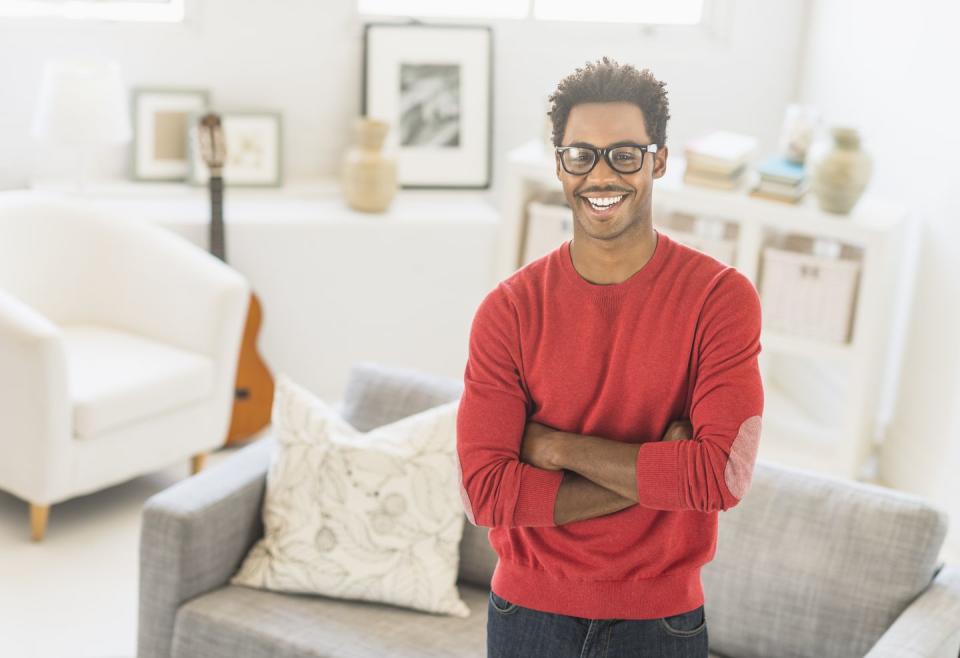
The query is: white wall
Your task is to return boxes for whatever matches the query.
[799,0,960,556]
[0,0,810,197]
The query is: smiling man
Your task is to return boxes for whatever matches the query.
[455,57,764,658]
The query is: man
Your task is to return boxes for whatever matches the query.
[455,57,764,657]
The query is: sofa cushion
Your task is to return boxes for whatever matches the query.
[339,360,464,433]
[172,583,489,658]
[337,361,504,588]
[230,375,469,617]
[171,583,734,658]
[62,324,214,439]
[701,460,948,658]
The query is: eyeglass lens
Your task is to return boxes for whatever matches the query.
[561,146,645,174]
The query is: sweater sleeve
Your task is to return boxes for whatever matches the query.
[635,269,764,512]
[455,284,565,528]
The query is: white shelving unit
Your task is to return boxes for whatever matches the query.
[500,140,920,482]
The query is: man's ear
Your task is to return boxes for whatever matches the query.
[555,153,562,180]
[652,145,669,180]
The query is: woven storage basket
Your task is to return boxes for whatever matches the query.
[760,246,861,343]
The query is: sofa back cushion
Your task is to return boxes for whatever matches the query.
[702,460,948,658]
[339,361,497,589]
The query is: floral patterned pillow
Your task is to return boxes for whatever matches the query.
[230,374,470,617]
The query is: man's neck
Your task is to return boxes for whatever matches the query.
[569,226,658,286]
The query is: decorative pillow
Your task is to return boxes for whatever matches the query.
[230,374,470,618]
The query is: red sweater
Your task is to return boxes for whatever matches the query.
[455,230,764,620]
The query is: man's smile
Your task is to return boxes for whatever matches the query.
[580,192,631,218]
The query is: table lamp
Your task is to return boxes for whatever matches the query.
[31,56,132,193]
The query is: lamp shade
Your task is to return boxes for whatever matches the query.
[31,57,132,146]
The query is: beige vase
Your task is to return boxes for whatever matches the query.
[342,117,397,213]
[811,126,872,215]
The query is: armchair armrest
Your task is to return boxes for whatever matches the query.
[137,434,273,658]
[0,288,71,503]
[865,563,960,658]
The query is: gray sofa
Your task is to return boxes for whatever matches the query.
[138,361,960,658]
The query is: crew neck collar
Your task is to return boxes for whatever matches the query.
[559,230,670,296]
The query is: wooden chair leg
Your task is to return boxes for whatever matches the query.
[30,504,49,542]
[190,452,208,475]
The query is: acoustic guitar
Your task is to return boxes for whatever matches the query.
[197,112,275,445]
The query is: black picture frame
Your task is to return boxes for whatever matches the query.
[361,22,493,190]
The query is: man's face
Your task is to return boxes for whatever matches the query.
[555,101,668,242]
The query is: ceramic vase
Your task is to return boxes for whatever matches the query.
[810,126,872,214]
[342,117,397,213]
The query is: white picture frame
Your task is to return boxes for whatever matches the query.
[131,87,209,181]
[362,23,493,189]
[186,110,283,187]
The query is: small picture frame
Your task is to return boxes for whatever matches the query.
[130,87,209,181]
[186,110,283,187]
[362,22,493,189]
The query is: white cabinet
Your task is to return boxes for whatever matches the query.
[499,140,919,482]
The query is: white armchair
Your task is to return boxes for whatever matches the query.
[0,192,250,541]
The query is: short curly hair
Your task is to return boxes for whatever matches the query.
[547,56,671,148]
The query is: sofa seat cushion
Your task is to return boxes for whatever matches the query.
[171,583,489,658]
[62,325,214,439]
[171,583,734,658]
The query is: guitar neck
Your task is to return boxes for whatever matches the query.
[209,175,226,262]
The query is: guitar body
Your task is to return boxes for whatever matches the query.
[200,113,275,446]
[226,291,274,445]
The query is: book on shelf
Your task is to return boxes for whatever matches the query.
[750,153,809,202]
[683,130,758,172]
[755,178,809,197]
[756,154,806,185]
[682,164,747,190]
[748,188,804,204]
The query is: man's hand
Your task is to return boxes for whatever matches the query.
[662,419,693,442]
[520,421,564,471]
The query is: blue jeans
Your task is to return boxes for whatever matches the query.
[487,590,709,658]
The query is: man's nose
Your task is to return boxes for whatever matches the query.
[585,155,624,188]
[591,154,618,176]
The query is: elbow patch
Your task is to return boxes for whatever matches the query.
[455,453,478,526]
[723,415,762,500]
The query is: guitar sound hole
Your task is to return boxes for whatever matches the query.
[235,388,250,400]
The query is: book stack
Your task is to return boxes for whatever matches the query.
[750,155,808,204]
[682,130,758,190]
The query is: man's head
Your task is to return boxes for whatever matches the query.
[547,57,670,243]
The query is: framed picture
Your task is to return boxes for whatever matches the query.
[362,22,493,189]
[130,87,209,181]
[186,111,283,187]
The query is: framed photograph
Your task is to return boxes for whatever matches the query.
[186,111,283,187]
[130,87,209,181]
[362,22,493,189]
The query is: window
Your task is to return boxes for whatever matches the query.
[533,0,703,25]
[0,0,185,23]
[358,0,705,25]
[357,0,528,19]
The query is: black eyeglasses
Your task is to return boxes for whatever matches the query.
[555,143,659,176]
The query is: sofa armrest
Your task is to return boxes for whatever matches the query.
[865,563,960,658]
[137,434,274,658]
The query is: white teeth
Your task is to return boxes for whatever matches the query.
[586,195,624,209]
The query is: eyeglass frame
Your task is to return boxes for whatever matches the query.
[555,142,659,176]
